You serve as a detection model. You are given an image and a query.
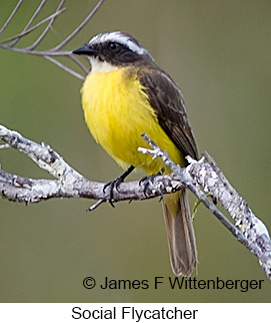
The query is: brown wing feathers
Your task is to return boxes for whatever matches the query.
[138,67,198,161]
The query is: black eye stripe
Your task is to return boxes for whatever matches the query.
[88,37,153,66]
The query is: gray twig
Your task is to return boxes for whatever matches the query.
[0,0,24,35]
[1,125,270,279]
[0,125,181,205]
[139,133,271,280]
[0,0,105,79]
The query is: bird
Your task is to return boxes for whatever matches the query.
[73,31,198,276]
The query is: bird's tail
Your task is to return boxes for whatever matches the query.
[162,189,197,276]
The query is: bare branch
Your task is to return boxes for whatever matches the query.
[0,0,24,36]
[0,125,180,204]
[1,125,270,279]
[69,54,89,75]
[9,0,48,48]
[139,134,271,280]
[25,0,66,51]
[0,8,66,46]
[6,47,72,56]
[0,0,106,79]
[52,0,105,51]
[139,135,246,243]
[44,55,85,80]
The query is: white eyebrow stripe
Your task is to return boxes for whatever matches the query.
[88,32,148,55]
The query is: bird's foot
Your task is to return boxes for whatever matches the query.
[139,168,165,198]
[103,165,135,207]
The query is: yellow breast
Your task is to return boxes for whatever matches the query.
[81,67,182,174]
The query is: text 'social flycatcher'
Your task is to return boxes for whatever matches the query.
[73,31,198,276]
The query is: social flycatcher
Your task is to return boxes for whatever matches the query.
[73,31,198,276]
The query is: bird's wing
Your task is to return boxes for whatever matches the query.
[138,66,198,160]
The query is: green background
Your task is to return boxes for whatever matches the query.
[0,0,271,302]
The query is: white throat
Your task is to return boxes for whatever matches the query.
[89,57,118,74]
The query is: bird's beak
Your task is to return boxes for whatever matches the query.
[72,44,98,56]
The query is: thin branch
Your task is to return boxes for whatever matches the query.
[69,55,89,75]
[0,125,179,204]
[5,47,72,56]
[0,8,66,46]
[25,0,66,51]
[9,0,48,48]
[139,134,271,279]
[0,125,270,279]
[0,0,104,79]
[44,55,84,80]
[0,0,24,36]
[52,0,105,51]
[138,137,248,245]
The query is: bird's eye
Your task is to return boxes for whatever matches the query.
[108,42,119,51]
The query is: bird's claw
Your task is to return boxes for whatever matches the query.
[139,168,165,198]
[103,165,135,207]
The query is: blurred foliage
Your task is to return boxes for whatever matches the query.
[0,0,270,302]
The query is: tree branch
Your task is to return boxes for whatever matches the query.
[139,134,271,279]
[0,0,24,36]
[0,0,106,79]
[1,125,270,279]
[0,125,181,204]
